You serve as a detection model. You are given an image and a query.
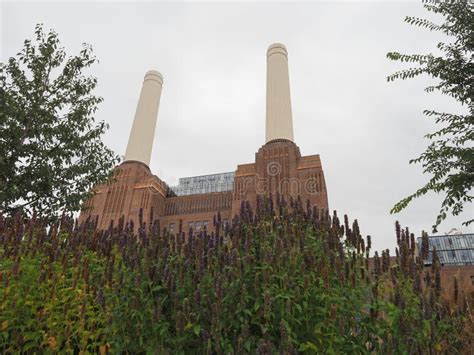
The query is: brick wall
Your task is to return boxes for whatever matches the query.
[80,140,329,233]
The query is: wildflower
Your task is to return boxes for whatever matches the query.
[413,272,422,295]
[395,221,401,246]
[453,277,459,305]
[263,291,272,320]
[421,231,429,260]
[256,339,272,355]
[373,251,381,276]
[410,233,416,255]
[432,247,441,295]
[425,271,432,288]
[383,249,390,272]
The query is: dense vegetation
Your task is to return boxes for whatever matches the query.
[0,197,472,353]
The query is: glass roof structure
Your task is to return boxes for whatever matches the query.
[417,233,474,266]
[169,172,235,196]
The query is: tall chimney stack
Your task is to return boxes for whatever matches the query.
[124,70,163,166]
[265,43,294,143]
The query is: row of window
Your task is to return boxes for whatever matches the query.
[168,220,209,233]
[168,219,230,234]
[171,183,234,196]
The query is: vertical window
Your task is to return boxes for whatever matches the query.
[195,221,202,231]
[188,221,194,230]
[203,221,209,230]
[169,223,175,233]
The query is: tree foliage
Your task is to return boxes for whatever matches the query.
[0,24,119,218]
[387,1,473,232]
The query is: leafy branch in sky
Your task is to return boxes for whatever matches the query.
[387,1,473,232]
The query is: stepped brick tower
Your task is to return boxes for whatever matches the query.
[80,43,329,233]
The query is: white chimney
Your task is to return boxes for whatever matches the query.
[124,70,163,166]
[265,43,294,143]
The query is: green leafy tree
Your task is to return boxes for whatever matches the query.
[387,1,473,232]
[0,24,119,218]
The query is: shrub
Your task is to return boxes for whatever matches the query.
[0,197,472,353]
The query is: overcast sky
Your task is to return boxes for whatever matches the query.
[2,0,472,252]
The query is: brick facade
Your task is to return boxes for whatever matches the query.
[79,139,329,233]
[437,265,474,305]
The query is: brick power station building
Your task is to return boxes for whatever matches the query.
[80,44,329,232]
[79,43,474,303]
